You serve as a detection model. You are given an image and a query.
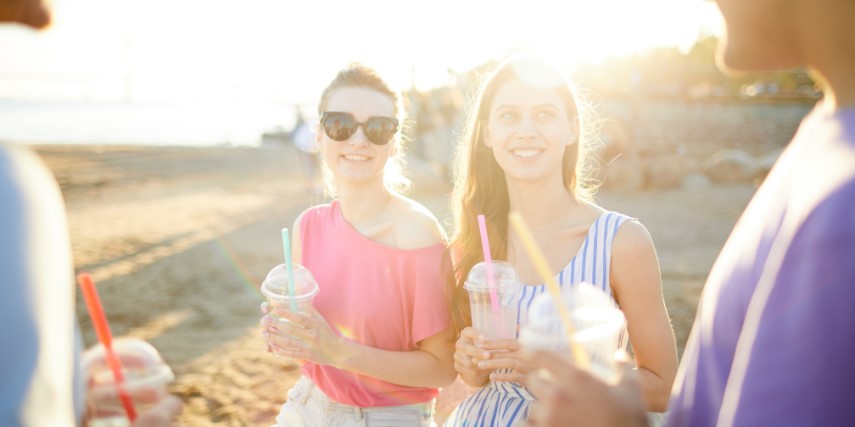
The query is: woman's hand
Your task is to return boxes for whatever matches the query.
[475,337,534,383]
[262,309,348,367]
[453,327,492,386]
[132,395,184,427]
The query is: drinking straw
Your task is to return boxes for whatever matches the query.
[507,212,590,368]
[477,215,500,312]
[77,272,138,422]
[281,228,298,311]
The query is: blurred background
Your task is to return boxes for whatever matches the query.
[1,0,817,191]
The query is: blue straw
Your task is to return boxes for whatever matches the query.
[282,228,298,311]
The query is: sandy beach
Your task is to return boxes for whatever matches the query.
[34,143,755,426]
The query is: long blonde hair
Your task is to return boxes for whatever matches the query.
[449,54,598,332]
[316,62,412,196]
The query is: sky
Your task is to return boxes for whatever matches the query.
[0,0,722,105]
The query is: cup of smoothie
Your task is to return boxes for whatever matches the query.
[464,261,524,340]
[518,282,627,383]
[82,338,175,427]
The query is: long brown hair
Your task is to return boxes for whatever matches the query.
[448,54,598,333]
[316,62,412,196]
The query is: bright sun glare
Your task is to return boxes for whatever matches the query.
[0,0,721,104]
[0,0,722,145]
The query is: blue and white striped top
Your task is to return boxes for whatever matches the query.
[444,210,632,427]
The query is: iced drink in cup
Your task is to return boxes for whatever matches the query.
[519,283,627,383]
[261,263,319,325]
[82,338,175,427]
[464,261,523,340]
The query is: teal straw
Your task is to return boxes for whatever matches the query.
[281,228,298,311]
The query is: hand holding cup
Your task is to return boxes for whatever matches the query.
[259,262,319,359]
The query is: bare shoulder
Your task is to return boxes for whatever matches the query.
[293,208,309,229]
[390,196,447,249]
[610,217,662,303]
[612,218,656,255]
[293,203,330,230]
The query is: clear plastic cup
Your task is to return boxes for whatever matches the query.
[82,338,175,427]
[464,261,523,340]
[519,283,627,383]
[261,263,319,322]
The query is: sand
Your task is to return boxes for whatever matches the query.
[34,143,755,426]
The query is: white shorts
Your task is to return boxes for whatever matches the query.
[273,376,436,427]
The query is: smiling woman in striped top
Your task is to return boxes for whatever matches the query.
[444,54,678,427]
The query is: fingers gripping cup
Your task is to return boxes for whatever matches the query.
[82,338,175,427]
[261,263,319,323]
[464,261,523,340]
[519,283,627,383]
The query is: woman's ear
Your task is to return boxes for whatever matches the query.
[314,122,323,145]
[567,120,579,146]
[483,127,493,148]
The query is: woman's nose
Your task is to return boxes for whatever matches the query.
[516,115,538,137]
[347,125,369,146]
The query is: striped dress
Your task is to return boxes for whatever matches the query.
[444,210,631,427]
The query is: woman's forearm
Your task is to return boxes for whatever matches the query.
[335,340,457,389]
[637,367,672,412]
[458,369,490,387]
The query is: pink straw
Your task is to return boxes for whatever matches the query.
[77,272,137,422]
[477,215,500,312]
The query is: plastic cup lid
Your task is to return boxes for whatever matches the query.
[82,338,175,387]
[261,263,319,300]
[464,260,521,290]
[525,283,624,338]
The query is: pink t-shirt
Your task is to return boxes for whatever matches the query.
[299,201,452,407]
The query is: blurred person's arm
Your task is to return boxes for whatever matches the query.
[610,220,678,412]
[0,146,82,425]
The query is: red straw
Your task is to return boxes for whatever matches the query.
[477,215,500,312]
[77,272,137,422]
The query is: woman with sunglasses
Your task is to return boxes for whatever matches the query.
[262,62,457,427]
[443,54,678,426]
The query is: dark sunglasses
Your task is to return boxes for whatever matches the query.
[320,111,399,146]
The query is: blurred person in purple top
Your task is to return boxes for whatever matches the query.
[519,0,855,426]
[261,62,456,426]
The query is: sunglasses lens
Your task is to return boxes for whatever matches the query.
[322,113,356,141]
[365,118,398,145]
[321,112,398,145]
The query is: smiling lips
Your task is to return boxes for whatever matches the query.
[512,148,542,158]
[342,154,370,161]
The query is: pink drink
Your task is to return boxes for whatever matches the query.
[469,300,518,339]
[82,338,174,427]
[465,261,523,340]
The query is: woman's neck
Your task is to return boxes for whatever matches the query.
[337,181,394,226]
[505,177,589,224]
